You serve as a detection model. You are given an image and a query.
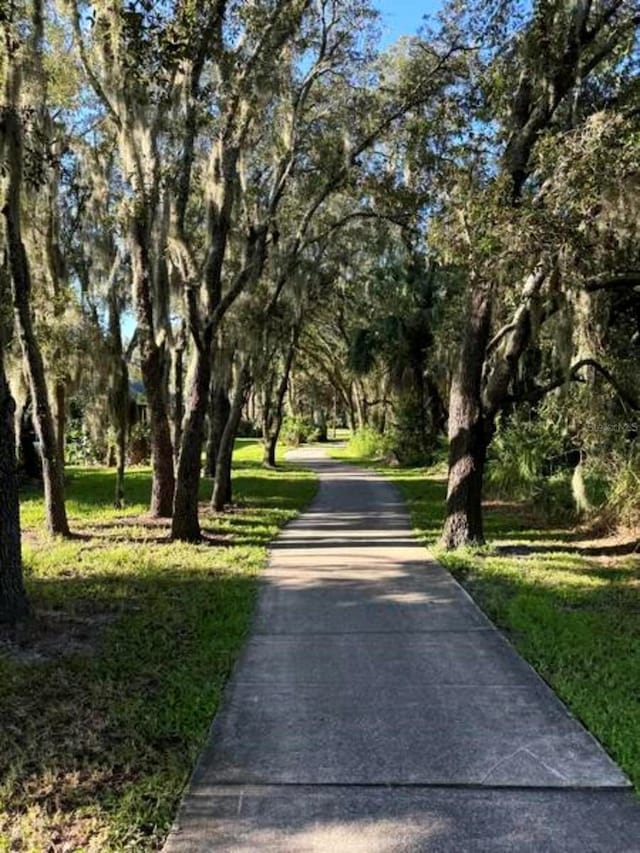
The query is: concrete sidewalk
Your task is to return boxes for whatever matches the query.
[163,450,640,852]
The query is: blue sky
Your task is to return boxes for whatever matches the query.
[374,0,444,45]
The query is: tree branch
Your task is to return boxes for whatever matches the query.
[513,358,640,410]
[69,1,122,131]
[584,273,640,293]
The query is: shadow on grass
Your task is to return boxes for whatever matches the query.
[20,462,314,526]
[388,473,591,547]
[1,569,258,850]
[496,540,640,558]
[65,529,233,548]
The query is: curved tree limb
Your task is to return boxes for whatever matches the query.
[512,358,640,410]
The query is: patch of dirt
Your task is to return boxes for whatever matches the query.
[73,513,173,544]
[0,610,116,664]
[484,495,640,568]
[496,532,640,563]
[26,509,236,547]
[85,513,171,530]
[21,529,43,546]
[483,499,546,528]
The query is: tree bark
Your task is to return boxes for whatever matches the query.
[54,381,65,464]
[426,374,447,435]
[314,409,328,442]
[0,288,29,623]
[354,380,367,428]
[206,381,231,478]
[107,285,129,508]
[130,214,175,517]
[261,394,273,463]
[171,340,212,541]
[3,86,69,537]
[9,240,70,536]
[212,361,252,512]
[170,141,242,536]
[263,429,278,469]
[441,283,493,549]
[347,390,357,433]
[172,218,268,537]
[262,333,297,468]
[143,345,175,517]
[19,398,41,479]
[442,268,547,547]
[114,416,126,508]
[46,159,68,467]
[172,323,186,466]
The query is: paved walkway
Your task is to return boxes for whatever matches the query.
[164,450,640,852]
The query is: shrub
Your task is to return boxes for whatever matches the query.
[533,472,576,523]
[65,420,106,465]
[597,449,640,529]
[346,426,393,459]
[128,421,151,465]
[237,417,261,438]
[280,415,315,447]
[392,394,437,466]
[486,414,571,502]
[485,413,582,522]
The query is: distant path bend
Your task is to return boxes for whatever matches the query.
[164,448,640,852]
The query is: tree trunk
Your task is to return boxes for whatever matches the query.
[46,162,67,468]
[3,91,69,537]
[287,372,297,418]
[264,431,278,468]
[205,382,231,478]
[441,284,493,549]
[212,361,252,512]
[54,380,65,464]
[114,419,126,508]
[354,380,367,428]
[144,346,175,517]
[442,268,546,548]
[172,324,186,465]
[314,409,328,442]
[170,142,252,537]
[426,374,447,435]
[247,389,256,424]
[0,293,29,623]
[171,342,212,541]
[19,398,41,479]
[10,255,70,536]
[108,287,129,508]
[262,334,296,468]
[347,391,357,433]
[261,395,274,467]
[130,215,175,517]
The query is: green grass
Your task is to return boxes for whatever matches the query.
[329,449,640,795]
[1,439,316,852]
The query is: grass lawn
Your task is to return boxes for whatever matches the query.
[1,440,316,852]
[331,444,640,794]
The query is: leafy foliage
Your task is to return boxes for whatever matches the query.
[280,414,316,447]
[343,426,394,460]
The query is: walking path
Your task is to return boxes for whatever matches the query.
[164,449,640,852]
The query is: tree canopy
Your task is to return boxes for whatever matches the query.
[2,0,640,622]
